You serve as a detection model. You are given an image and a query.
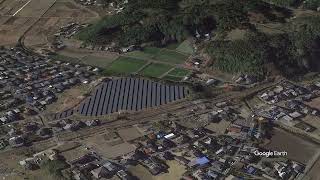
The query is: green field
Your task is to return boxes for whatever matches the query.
[166,42,180,50]
[143,47,162,56]
[140,63,173,78]
[168,68,190,77]
[106,56,148,75]
[123,46,188,65]
[79,55,116,68]
[154,49,188,64]
[50,54,80,63]
[176,40,194,54]
[163,75,183,81]
[125,51,154,61]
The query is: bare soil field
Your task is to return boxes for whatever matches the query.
[128,160,186,180]
[24,0,99,48]
[264,128,320,164]
[118,127,143,142]
[305,97,320,111]
[302,115,320,137]
[15,0,56,17]
[0,0,30,16]
[83,134,137,159]
[0,0,99,47]
[44,84,90,114]
[205,120,231,135]
[305,156,320,180]
[0,0,56,46]
[43,1,94,18]
[60,146,90,163]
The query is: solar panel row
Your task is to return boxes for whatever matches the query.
[54,78,188,118]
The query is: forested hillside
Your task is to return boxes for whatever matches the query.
[77,0,320,77]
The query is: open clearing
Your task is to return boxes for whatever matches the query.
[118,127,143,142]
[305,97,320,111]
[83,132,137,159]
[264,129,319,164]
[44,84,90,115]
[128,161,186,180]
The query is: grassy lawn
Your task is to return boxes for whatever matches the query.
[140,63,172,78]
[106,56,148,75]
[154,49,188,64]
[176,40,194,54]
[79,55,116,68]
[168,68,190,77]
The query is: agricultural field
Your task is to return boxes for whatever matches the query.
[162,68,190,81]
[50,54,80,63]
[24,0,99,48]
[154,49,188,64]
[106,57,148,75]
[51,50,190,82]
[163,75,184,82]
[125,51,155,61]
[140,63,173,78]
[79,55,116,68]
[126,47,189,64]
[0,0,56,46]
[264,129,320,164]
[143,47,162,56]
[176,40,195,54]
[0,0,98,46]
[168,68,190,77]
[126,45,190,65]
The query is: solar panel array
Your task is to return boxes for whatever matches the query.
[52,109,74,120]
[76,78,189,116]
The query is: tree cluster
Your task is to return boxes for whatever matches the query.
[77,0,254,46]
[207,16,320,77]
